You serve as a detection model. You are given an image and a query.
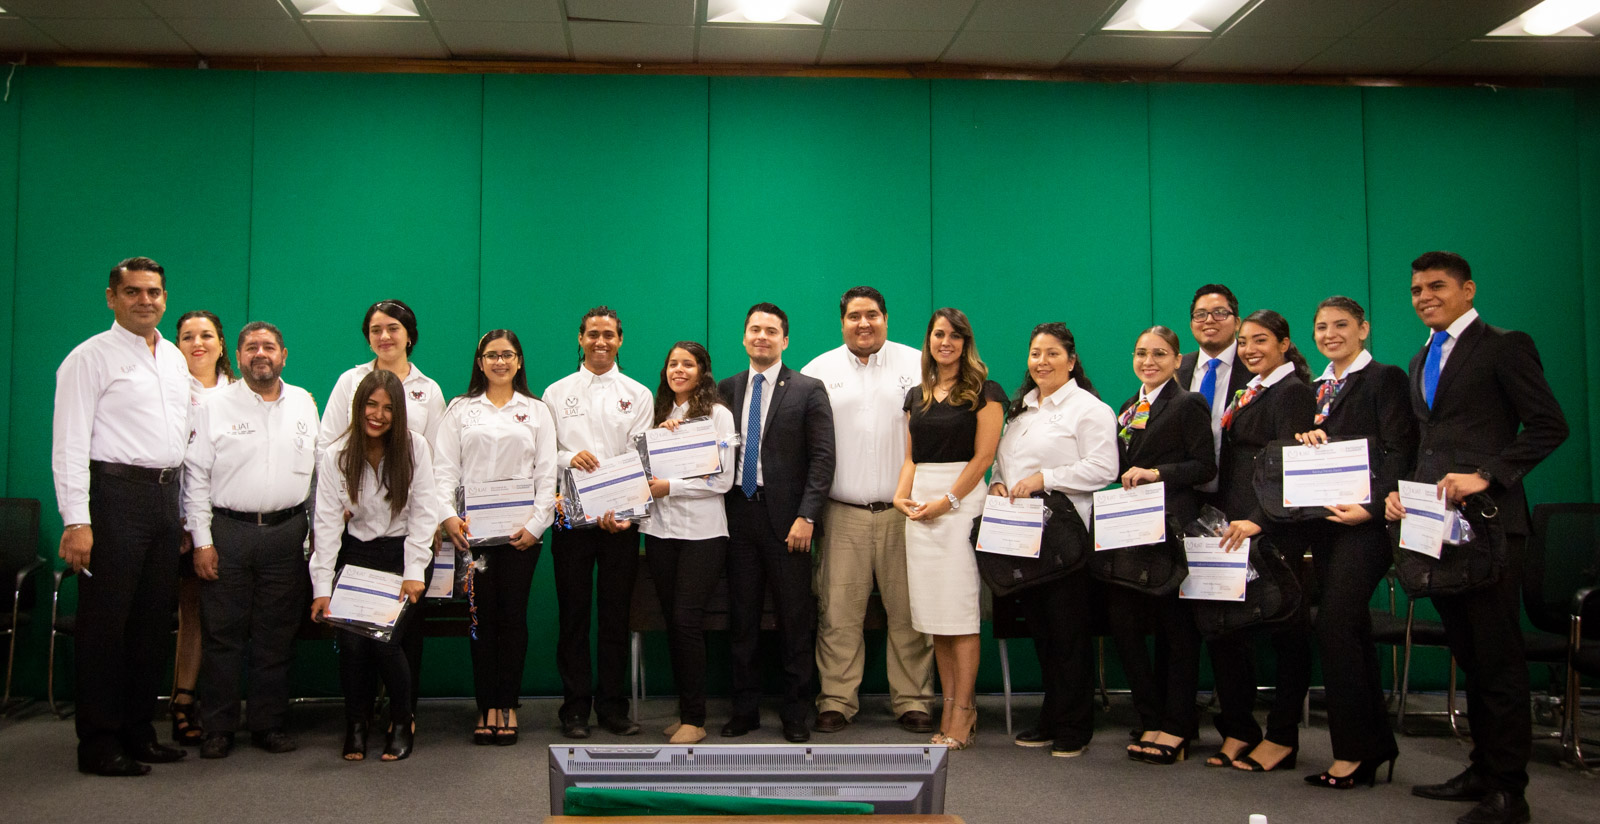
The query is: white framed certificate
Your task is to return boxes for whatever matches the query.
[462,478,541,542]
[1092,482,1166,550]
[327,565,405,627]
[641,419,724,479]
[425,546,455,599]
[570,450,652,521]
[1397,479,1448,559]
[1178,537,1249,602]
[974,496,1044,558]
[1281,438,1371,507]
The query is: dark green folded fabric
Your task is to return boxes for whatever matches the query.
[562,787,873,816]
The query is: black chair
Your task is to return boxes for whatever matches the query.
[47,567,77,718]
[989,589,1112,737]
[1,499,44,715]
[1525,503,1600,752]
[1367,568,1463,737]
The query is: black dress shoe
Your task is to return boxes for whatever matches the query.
[600,716,641,736]
[720,716,760,737]
[1413,768,1491,802]
[251,729,298,754]
[1014,728,1053,748]
[783,720,811,743]
[130,739,187,764]
[343,721,369,760]
[1457,791,1530,824]
[561,717,591,739]
[897,711,935,734]
[78,752,151,777]
[383,719,414,762]
[814,711,849,733]
[199,733,233,759]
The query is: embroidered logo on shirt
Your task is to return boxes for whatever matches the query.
[898,375,914,387]
[296,420,309,435]
[562,396,582,418]
[410,390,424,401]
[226,422,257,436]
[618,400,632,412]
[121,364,137,374]
[515,413,529,423]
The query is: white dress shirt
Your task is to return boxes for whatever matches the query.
[991,379,1119,525]
[542,365,654,470]
[801,342,920,504]
[1427,307,1480,373]
[432,392,559,538]
[52,322,191,525]
[317,361,446,453]
[737,361,783,488]
[189,374,231,408]
[310,430,441,598]
[1316,348,1373,382]
[183,380,321,548]
[641,403,737,540]
[1245,361,1296,393]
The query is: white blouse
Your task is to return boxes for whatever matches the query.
[432,392,559,539]
[991,379,1119,525]
[317,361,446,453]
[310,430,441,599]
[640,403,737,541]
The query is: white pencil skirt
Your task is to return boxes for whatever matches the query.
[904,461,986,636]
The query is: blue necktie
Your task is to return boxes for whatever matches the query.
[1198,357,1222,409]
[741,374,764,498]
[1423,330,1448,409]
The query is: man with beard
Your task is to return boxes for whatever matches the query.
[182,321,320,758]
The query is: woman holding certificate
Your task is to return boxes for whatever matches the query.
[892,308,1005,751]
[434,330,558,746]
[1209,309,1316,774]
[988,322,1118,759]
[309,370,442,763]
[1294,297,1414,788]
[1109,326,1215,765]
[641,341,737,746]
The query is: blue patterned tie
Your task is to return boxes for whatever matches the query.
[741,374,764,498]
[1198,357,1222,409]
[1423,330,1447,409]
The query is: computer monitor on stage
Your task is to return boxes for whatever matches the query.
[548,743,949,815]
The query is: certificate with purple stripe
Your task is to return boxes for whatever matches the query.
[975,496,1044,558]
[1282,438,1371,507]
[1092,482,1166,550]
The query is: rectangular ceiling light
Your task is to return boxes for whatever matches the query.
[1101,0,1255,34]
[290,0,420,17]
[1487,0,1600,36]
[706,0,831,26]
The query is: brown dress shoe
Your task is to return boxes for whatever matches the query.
[814,710,849,733]
[898,711,935,733]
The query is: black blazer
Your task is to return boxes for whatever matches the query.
[1406,318,1567,536]
[1217,374,1317,525]
[1176,349,1251,409]
[1116,378,1216,527]
[719,364,836,538]
[1315,360,1417,521]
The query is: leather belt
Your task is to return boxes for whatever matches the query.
[215,503,307,527]
[89,460,182,485]
[745,487,766,501]
[842,501,895,513]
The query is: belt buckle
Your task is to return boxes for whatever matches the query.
[255,511,268,526]
[158,467,181,485]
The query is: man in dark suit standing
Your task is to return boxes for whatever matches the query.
[719,302,836,743]
[1175,283,1251,497]
[1385,251,1567,824]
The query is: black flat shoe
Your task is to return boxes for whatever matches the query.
[78,752,151,777]
[1456,791,1530,824]
[600,716,641,736]
[1234,745,1297,772]
[1306,755,1397,789]
[383,718,414,762]
[199,733,233,759]
[1014,728,1053,748]
[251,729,298,754]
[130,739,187,764]
[560,717,591,739]
[1413,768,1491,802]
[342,721,369,761]
[720,716,760,737]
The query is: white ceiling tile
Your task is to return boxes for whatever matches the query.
[423,0,563,22]
[1415,40,1582,76]
[1293,37,1456,75]
[0,17,62,50]
[832,0,974,31]
[1225,0,1393,38]
[699,25,822,63]
[568,21,693,61]
[140,0,291,19]
[434,20,568,57]
[822,28,954,63]
[0,0,152,18]
[940,29,1076,66]
[1350,0,1537,40]
[30,18,193,53]
[964,0,1114,34]
[1177,35,1340,73]
[566,0,694,26]
[165,17,320,56]
[1062,33,1207,69]
[304,19,448,57]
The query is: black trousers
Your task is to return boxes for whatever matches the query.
[75,469,182,761]
[1208,532,1314,748]
[1434,534,1531,794]
[1020,569,1096,747]
[334,534,424,725]
[645,535,728,727]
[726,494,816,726]
[551,525,639,723]
[468,542,541,714]
[1308,521,1398,762]
[198,512,309,735]
[1105,583,1202,740]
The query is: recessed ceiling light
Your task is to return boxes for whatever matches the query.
[1101,0,1255,34]
[336,0,383,14]
[1487,0,1600,36]
[706,0,830,26]
[290,0,420,18]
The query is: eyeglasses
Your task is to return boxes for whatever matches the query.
[1132,349,1174,359]
[1191,309,1236,322]
[481,351,519,363]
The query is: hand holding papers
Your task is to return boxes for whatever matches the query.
[326,565,408,642]
[1397,480,1449,558]
[1179,537,1249,602]
[975,496,1044,558]
[1282,438,1371,508]
[562,450,652,527]
[461,478,542,545]
[638,418,726,480]
[1092,483,1166,550]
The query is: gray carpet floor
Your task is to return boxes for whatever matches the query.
[1,693,1594,824]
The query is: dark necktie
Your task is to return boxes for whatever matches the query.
[1423,330,1447,409]
[741,374,764,498]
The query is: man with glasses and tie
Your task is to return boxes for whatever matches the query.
[1176,283,1251,499]
[1385,251,1566,824]
[718,302,835,744]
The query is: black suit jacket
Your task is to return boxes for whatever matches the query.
[719,364,836,539]
[1117,378,1216,527]
[1177,349,1251,408]
[1218,375,1316,525]
[1406,318,1567,536]
[1316,360,1417,521]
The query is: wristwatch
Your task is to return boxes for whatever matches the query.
[945,492,960,510]
[1474,467,1493,484]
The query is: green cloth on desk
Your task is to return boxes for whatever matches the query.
[563,787,873,816]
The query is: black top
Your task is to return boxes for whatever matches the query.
[905,380,1009,464]
[1315,361,1418,522]
[1217,375,1317,525]
[1116,379,1216,527]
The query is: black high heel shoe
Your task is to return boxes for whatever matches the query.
[474,712,495,746]
[495,709,518,747]
[1133,740,1189,765]
[1305,755,1397,789]
[1234,743,1298,772]
[342,721,369,761]
[384,717,415,761]
[170,688,205,746]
